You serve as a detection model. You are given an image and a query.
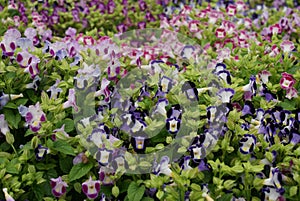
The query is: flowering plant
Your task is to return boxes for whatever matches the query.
[0,0,300,201]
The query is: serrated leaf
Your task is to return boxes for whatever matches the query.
[69,162,93,181]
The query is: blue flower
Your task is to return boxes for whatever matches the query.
[217,88,235,103]
[153,156,173,176]
[166,117,181,134]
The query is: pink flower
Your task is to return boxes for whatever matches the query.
[269,45,280,57]
[215,28,226,39]
[244,18,252,29]
[50,177,68,198]
[280,40,295,53]
[270,24,282,35]
[258,70,271,84]
[188,20,199,33]
[280,72,295,90]
[286,87,298,99]
[226,4,237,16]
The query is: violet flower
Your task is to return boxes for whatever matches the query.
[0,92,23,110]
[18,102,46,132]
[0,29,21,57]
[47,79,62,99]
[280,40,295,53]
[263,167,284,193]
[82,176,101,200]
[166,117,181,134]
[50,177,68,198]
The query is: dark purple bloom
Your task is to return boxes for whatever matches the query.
[198,159,212,171]
[35,144,49,161]
[82,177,101,199]
[166,117,181,134]
[242,101,255,116]
[50,177,68,198]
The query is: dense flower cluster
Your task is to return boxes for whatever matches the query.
[0,0,299,201]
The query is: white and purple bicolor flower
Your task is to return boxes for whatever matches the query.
[132,136,146,152]
[50,176,68,198]
[152,98,169,117]
[159,76,173,93]
[243,75,257,99]
[217,70,231,85]
[62,88,78,112]
[263,167,284,193]
[0,29,21,57]
[18,102,46,132]
[111,155,128,171]
[47,79,62,99]
[189,144,206,162]
[239,134,256,154]
[217,88,235,103]
[241,101,255,116]
[166,117,181,134]
[182,81,199,101]
[95,148,113,166]
[181,156,192,171]
[34,144,49,161]
[2,188,15,201]
[82,176,101,200]
[0,92,23,109]
[0,114,10,136]
[99,166,115,185]
[153,156,173,177]
[262,186,284,201]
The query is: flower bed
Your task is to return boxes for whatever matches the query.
[0,0,300,201]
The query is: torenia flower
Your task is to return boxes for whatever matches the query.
[280,72,295,90]
[217,88,235,103]
[0,92,23,109]
[263,167,284,193]
[153,156,173,177]
[285,87,298,99]
[18,102,46,132]
[99,166,115,185]
[34,144,49,161]
[239,134,256,154]
[280,40,295,53]
[0,114,10,135]
[82,176,101,200]
[258,70,271,84]
[50,177,68,198]
[2,188,14,201]
[62,89,78,112]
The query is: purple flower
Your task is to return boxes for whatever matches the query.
[182,81,198,101]
[18,102,46,132]
[34,144,49,161]
[242,101,255,116]
[132,136,146,152]
[111,155,128,171]
[217,88,235,103]
[82,176,101,200]
[159,76,173,93]
[0,29,21,57]
[99,167,114,185]
[198,159,212,171]
[166,117,181,134]
[181,156,192,170]
[190,144,206,162]
[262,186,284,201]
[50,177,68,198]
[263,167,284,194]
[239,134,256,154]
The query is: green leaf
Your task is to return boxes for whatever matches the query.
[57,118,75,132]
[52,140,75,156]
[59,156,73,173]
[3,108,20,129]
[216,193,233,201]
[289,186,298,197]
[127,182,145,201]
[69,162,93,182]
